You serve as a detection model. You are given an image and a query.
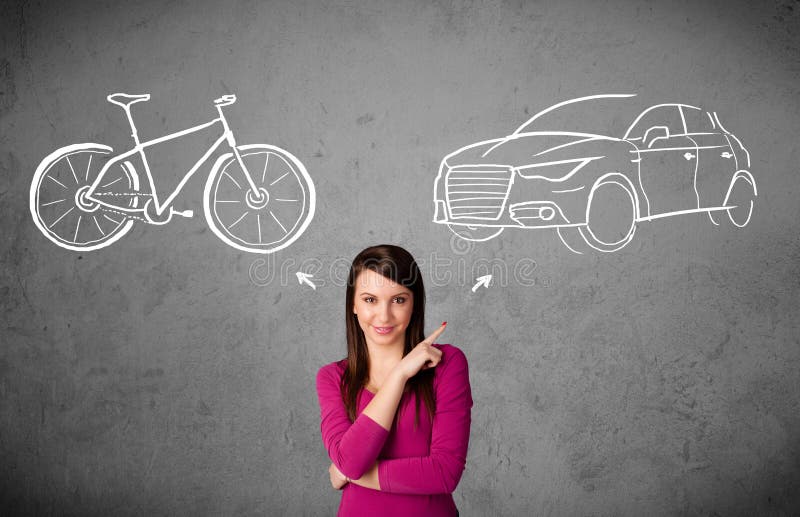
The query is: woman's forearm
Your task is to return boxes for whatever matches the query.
[347,462,381,490]
[347,371,406,490]
[360,370,407,431]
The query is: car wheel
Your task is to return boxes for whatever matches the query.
[578,175,638,253]
[556,226,589,255]
[447,224,504,242]
[722,171,756,227]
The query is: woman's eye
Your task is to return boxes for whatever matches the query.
[363,297,375,303]
[393,297,406,304]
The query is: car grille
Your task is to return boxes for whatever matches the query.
[445,166,513,220]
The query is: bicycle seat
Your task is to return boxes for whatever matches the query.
[107,93,151,108]
[213,94,237,106]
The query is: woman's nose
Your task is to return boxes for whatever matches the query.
[378,302,392,321]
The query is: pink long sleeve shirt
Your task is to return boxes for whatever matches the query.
[317,344,472,517]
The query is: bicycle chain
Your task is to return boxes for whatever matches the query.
[100,207,148,223]
[92,192,153,197]
[94,193,155,224]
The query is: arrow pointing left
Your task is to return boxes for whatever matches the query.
[296,271,317,291]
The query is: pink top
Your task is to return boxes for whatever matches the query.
[316,344,472,517]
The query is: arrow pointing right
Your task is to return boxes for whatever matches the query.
[471,274,492,292]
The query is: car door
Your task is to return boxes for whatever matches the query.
[625,105,699,217]
[681,106,738,210]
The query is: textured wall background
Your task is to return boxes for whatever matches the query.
[2,0,799,515]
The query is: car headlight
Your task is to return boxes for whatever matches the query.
[515,156,601,181]
[433,200,446,222]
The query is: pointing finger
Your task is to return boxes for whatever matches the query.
[422,321,447,345]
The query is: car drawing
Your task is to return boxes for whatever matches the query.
[432,94,755,253]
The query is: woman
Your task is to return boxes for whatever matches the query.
[316,244,472,516]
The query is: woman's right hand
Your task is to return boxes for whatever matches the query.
[392,322,448,381]
[329,462,349,490]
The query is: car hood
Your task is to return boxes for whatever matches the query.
[443,132,619,168]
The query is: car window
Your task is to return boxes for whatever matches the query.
[513,95,637,137]
[625,105,686,140]
[681,106,717,134]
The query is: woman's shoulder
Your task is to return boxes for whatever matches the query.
[431,345,470,398]
[432,344,469,372]
[316,358,347,384]
[432,343,466,358]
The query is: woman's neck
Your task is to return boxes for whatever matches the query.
[366,341,404,386]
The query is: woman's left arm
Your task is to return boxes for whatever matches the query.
[346,346,473,494]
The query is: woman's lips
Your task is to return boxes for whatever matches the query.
[373,326,395,335]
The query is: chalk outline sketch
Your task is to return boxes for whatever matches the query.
[432,94,755,254]
[472,274,492,292]
[296,271,317,290]
[30,93,315,254]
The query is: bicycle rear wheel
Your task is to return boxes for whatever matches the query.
[30,143,139,251]
[204,144,315,254]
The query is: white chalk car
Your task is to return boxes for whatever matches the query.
[433,94,755,253]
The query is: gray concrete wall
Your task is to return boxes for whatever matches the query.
[2,0,799,515]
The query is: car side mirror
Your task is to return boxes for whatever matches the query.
[643,126,669,148]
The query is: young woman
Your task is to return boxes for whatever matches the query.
[316,244,472,516]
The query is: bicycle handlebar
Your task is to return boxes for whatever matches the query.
[214,94,237,106]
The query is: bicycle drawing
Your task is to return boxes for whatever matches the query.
[30,93,315,254]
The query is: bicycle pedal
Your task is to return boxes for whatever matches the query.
[171,208,194,218]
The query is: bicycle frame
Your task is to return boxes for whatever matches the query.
[85,103,258,217]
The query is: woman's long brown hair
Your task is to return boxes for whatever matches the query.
[342,245,435,426]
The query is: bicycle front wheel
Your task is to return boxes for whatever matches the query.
[30,143,140,251]
[204,144,315,254]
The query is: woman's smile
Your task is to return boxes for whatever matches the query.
[373,326,395,335]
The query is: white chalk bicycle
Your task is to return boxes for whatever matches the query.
[30,93,315,253]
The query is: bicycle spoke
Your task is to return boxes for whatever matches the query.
[93,216,106,236]
[261,153,270,184]
[274,198,298,202]
[269,210,287,234]
[215,199,240,203]
[229,211,249,229]
[257,213,262,243]
[270,171,289,186]
[101,176,122,189]
[66,156,79,184]
[103,213,122,225]
[223,171,242,190]
[48,175,68,189]
[85,155,93,181]
[41,198,66,207]
[73,216,82,243]
[50,207,75,229]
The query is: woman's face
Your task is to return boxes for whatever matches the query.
[353,268,414,350]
